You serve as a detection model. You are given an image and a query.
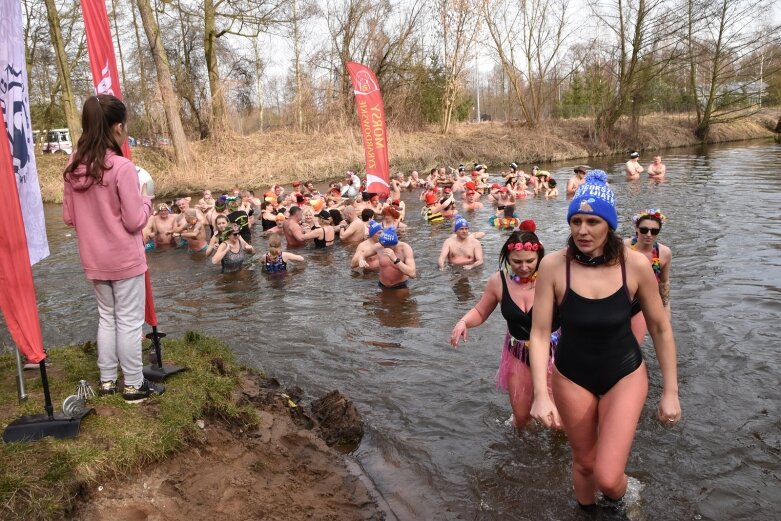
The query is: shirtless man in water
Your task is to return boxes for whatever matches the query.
[567,165,589,196]
[625,151,643,180]
[338,206,367,244]
[180,208,208,253]
[282,206,307,248]
[351,220,383,270]
[144,203,177,248]
[438,218,484,270]
[462,189,484,211]
[373,227,416,290]
[647,156,667,180]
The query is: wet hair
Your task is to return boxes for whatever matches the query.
[268,233,283,257]
[361,208,375,222]
[64,95,126,185]
[289,206,301,217]
[567,231,625,265]
[329,209,343,226]
[499,231,545,268]
[635,215,663,229]
[214,214,229,227]
[503,205,515,218]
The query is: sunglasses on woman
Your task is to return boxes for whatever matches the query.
[638,227,660,236]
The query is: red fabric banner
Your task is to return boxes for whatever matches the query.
[346,62,390,199]
[81,0,157,325]
[81,0,131,158]
[0,109,45,363]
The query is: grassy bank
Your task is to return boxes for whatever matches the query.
[37,110,781,203]
[0,333,256,520]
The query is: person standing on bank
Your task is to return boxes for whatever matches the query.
[63,94,165,403]
[528,171,680,508]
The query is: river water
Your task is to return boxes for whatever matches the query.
[11,141,781,520]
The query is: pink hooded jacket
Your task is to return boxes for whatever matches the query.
[63,151,152,280]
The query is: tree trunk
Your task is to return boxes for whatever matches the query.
[110,0,127,88]
[253,36,265,133]
[292,0,303,131]
[203,0,228,132]
[43,0,81,142]
[130,0,151,137]
[136,0,193,165]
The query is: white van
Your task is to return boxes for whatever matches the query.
[42,128,73,155]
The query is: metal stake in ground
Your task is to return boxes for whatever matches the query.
[142,271,186,382]
[3,359,93,443]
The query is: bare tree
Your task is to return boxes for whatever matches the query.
[688,0,780,139]
[588,0,686,136]
[135,0,194,164]
[436,0,480,134]
[200,0,288,133]
[42,0,81,140]
[482,0,576,126]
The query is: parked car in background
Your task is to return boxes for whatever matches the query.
[41,128,73,155]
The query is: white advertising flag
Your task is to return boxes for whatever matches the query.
[0,0,51,265]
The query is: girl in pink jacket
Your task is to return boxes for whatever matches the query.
[63,95,163,403]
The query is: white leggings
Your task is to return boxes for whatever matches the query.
[92,273,145,388]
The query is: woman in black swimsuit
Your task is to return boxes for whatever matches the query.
[528,171,680,508]
[450,227,558,430]
[302,210,336,248]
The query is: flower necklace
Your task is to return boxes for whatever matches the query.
[508,271,537,285]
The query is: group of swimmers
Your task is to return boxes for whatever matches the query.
[143,156,677,511]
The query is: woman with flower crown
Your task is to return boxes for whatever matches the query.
[528,170,680,509]
[624,209,672,344]
[450,221,559,430]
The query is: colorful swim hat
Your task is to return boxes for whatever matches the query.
[453,217,469,232]
[424,193,438,205]
[379,227,399,247]
[368,220,383,238]
[566,170,618,230]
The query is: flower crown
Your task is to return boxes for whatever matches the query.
[508,242,540,251]
[632,208,667,224]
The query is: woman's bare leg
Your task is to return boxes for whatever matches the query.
[507,363,534,429]
[594,363,649,500]
[553,370,600,505]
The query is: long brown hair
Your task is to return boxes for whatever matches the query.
[63,95,126,185]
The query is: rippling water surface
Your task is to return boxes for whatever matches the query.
[14,141,781,520]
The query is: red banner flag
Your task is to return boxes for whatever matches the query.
[81,0,131,158]
[81,0,157,326]
[347,62,390,199]
[0,109,45,364]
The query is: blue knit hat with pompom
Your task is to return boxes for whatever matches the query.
[379,227,399,247]
[566,170,618,230]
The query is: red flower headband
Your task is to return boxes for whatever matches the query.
[507,242,540,251]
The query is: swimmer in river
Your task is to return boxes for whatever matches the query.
[647,156,667,180]
[450,224,558,430]
[438,217,484,270]
[567,165,589,196]
[625,209,672,344]
[352,220,384,270]
[625,151,643,180]
[372,227,416,290]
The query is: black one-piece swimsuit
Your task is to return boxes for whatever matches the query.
[554,256,643,396]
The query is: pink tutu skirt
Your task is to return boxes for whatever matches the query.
[496,332,557,397]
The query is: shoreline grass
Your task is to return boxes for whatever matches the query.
[0,332,257,521]
[37,110,781,203]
